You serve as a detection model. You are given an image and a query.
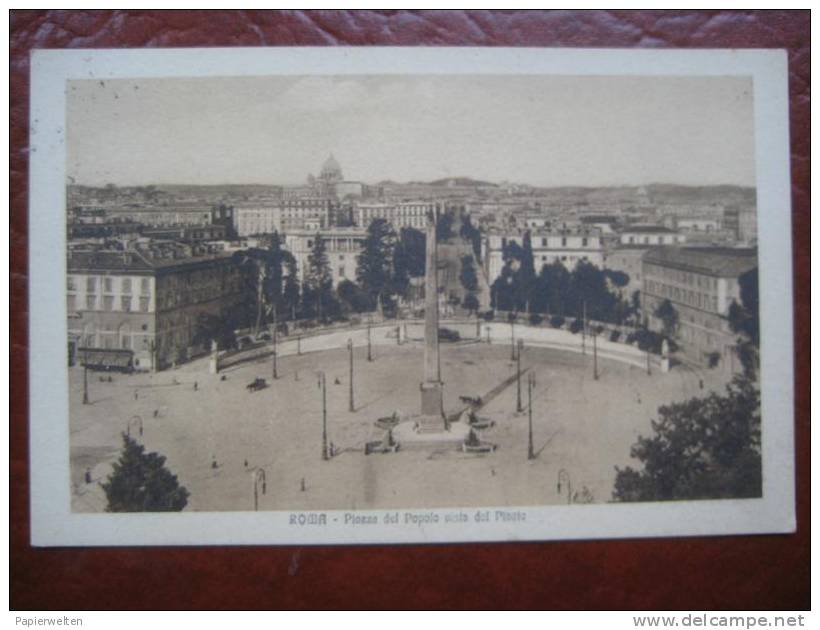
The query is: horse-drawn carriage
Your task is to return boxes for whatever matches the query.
[246,377,267,392]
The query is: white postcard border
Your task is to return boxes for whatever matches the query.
[28,47,794,546]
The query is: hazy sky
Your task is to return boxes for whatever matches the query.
[67,74,755,188]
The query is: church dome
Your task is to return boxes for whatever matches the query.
[319,154,343,182]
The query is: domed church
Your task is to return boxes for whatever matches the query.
[318,154,344,185]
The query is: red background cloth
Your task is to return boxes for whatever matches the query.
[10,10,810,610]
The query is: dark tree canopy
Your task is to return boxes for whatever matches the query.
[654,298,680,339]
[613,376,761,502]
[303,234,338,320]
[356,218,398,311]
[728,268,760,378]
[459,213,483,262]
[102,434,189,512]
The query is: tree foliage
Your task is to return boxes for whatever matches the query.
[459,213,483,262]
[356,218,398,311]
[728,268,760,378]
[303,233,338,321]
[613,376,761,502]
[102,434,189,512]
[654,299,680,339]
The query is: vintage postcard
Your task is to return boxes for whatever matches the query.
[28,47,794,546]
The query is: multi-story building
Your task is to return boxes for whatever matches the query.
[641,247,758,372]
[619,225,686,247]
[67,247,251,371]
[603,247,649,299]
[723,205,758,245]
[233,203,282,236]
[233,197,336,236]
[283,227,367,287]
[482,227,605,284]
[354,201,432,230]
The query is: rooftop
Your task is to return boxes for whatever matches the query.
[67,248,235,274]
[643,247,758,277]
[620,225,677,234]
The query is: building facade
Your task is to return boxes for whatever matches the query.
[355,201,432,230]
[67,248,251,371]
[283,227,368,287]
[619,225,686,246]
[641,247,757,372]
[482,228,606,284]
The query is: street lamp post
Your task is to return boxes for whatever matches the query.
[557,468,572,505]
[367,324,373,362]
[646,348,652,375]
[486,325,491,344]
[516,339,524,413]
[347,339,355,412]
[272,310,278,380]
[581,300,587,355]
[297,335,302,356]
[510,317,516,360]
[82,348,89,405]
[318,371,328,460]
[252,468,266,511]
[593,329,599,381]
[527,371,535,460]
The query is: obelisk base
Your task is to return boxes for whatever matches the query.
[417,381,446,432]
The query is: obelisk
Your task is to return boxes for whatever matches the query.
[418,204,446,431]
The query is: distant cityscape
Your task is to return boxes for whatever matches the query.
[66,154,758,376]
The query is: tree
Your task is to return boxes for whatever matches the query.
[356,219,397,312]
[613,376,761,501]
[459,255,479,293]
[517,231,537,311]
[459,213,482,262]
[463,293,480,315]
[436,209,455,241]
[231,233,294,331]
[102,434,189,512]
[281,255,301,321]
[337,279,370,314]
[304,233,336,321]
[654,299,679,339]
[728,268,759,378]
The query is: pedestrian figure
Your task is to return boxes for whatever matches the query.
[220,374,227,381]
[211,456,218,470]
[153,409,158,418]
[84,468,92,484]
[637,394,642,404]
[334,377,341,385]
[699,379,704,390]
[301,478,306,492]
[244,459,248,468]
[194,381,198,391]
[134,390,138,400]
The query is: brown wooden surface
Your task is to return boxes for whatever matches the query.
[9,10,810,610]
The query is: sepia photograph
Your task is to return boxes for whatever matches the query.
[27,47,794,545]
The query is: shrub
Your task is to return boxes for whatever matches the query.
[438,327,461,342]
[481,311,495,322]
[569,318,583,334]
[506,312,517,323]
[610,330,621,343]
[550,315,565,329]
[102,434,189,512]
[528,313,543,326]
[707,352,721,368]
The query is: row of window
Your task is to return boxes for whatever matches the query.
[646,280,718,312]
[68,294,151,313]
[68,275,151,295]
[646,265,717,289]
